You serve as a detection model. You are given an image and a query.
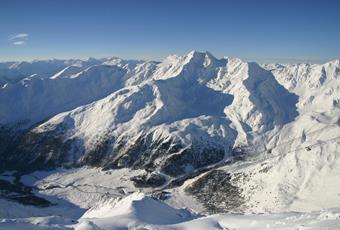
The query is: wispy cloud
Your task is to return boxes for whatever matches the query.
[9,33,29,46]
[13,41,26,46]
[9,33,29,40]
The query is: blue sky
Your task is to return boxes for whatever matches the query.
[1,0,340,63]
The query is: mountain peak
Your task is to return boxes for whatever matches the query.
[186,50,216,59]
[185,50,224,68]
[327,59,340,66]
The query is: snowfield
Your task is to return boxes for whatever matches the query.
[0,51,339,229]
[0,189,339,229]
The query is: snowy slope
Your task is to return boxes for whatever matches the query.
[0,58,145,127]
[0,52,339,223]
[75,192,340,230]
[0,192,339,230]
[177,58,340,214]
[0,58,110,87]
[0,51,306,180]
[222,60,340,213]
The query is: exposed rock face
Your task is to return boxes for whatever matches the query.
[131,173,167,188]
[0,125,73,174]
[185,170,246,214]
[0,127,228,184]
[0,178,53,207]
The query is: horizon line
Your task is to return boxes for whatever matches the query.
[0,51,338,65]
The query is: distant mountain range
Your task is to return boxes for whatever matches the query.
[0,51,339,214]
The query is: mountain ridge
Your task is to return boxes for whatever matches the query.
[0,51,339,214]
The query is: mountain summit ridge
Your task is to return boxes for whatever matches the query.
[0,51,339,213]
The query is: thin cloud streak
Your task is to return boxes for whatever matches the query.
[13,41,26,46]
[9,33,29,40]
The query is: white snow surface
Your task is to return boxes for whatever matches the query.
[2,51,306,153]
[0,51,340,229]
[0,163,339,229]
[0,190,339,230]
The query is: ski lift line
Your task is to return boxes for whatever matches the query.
[286,136,340,154]
[236,135,340,168]
[272,125,338,148]
[285,125,335,145]
[272,127,340,153]
[243,124,339,154]
[212,137,333,174]
[210,136,340,172]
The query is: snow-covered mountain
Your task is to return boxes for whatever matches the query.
[0,51,339,225]
[0,52,301,175]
